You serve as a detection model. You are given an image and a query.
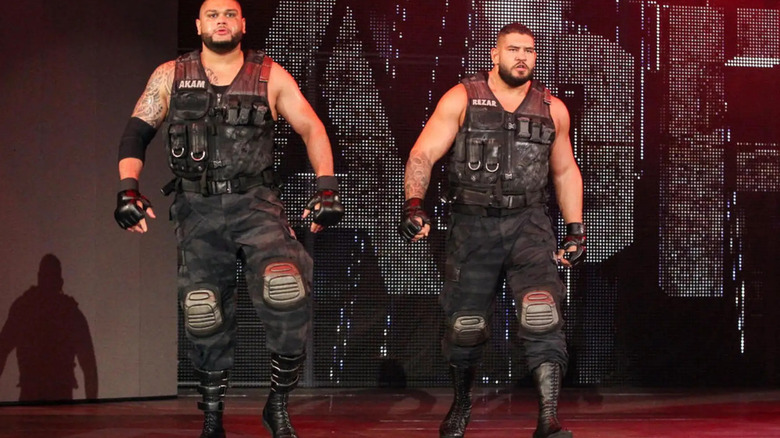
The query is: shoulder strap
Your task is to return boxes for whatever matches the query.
[243,50,273,83]
[530,80,552,105]
[260,55,273,83]
[461,71,494,100]
[172,50,203,92]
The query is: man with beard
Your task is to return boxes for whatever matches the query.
[113,0,343,437]
[399,23,583,438]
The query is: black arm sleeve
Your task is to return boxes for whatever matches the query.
[118,117,157,162]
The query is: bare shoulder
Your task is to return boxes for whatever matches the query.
[548,94,570,120]
[152,60,176,94]
[546,95,573,150]
[265,58,319,124]
[435,83,468,120]
[267,60,299,95]
[441,83,468,105]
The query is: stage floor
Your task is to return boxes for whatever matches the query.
[2,387,779,437]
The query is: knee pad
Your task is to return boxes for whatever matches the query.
[518,289,561,334]
[262,260,306,310]
[447,312,489,347]
[182,287,224,337]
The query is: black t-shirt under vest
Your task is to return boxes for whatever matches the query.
[449,73,555,208]
[165,50,274,182]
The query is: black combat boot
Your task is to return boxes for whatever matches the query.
[439,364,476,438]
[532,362,572,438]
[262,353,305,438]
[195,369,229,438]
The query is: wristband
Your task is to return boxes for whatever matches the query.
[566,222,585,236]
[315,175,339,191]
[120,177,139,191]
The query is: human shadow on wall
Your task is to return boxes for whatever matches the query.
[0,254,98,402]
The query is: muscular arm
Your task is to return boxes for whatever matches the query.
[404,84,467,200]
[115,61,172,232]
[549,97,583,224]
[131,61,174,129]
[119,61,174,180]
[269,62,334,177]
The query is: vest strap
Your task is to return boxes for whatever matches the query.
[259,55,272,82]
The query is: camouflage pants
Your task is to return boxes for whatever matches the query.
[170,185,313,371]
[441,206,569,372]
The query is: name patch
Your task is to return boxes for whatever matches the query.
[472,99,497,107]
[179,80,206,89]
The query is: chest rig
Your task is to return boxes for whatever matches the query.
[449,73,555,210]
[165,50,275,184]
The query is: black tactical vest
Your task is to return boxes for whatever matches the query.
[165,50,274,181]
[449,73,555,208]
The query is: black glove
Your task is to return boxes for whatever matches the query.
[114,179,152,230]
[560,222,586,266]
[398,198,431,242]
[305,175,344,227]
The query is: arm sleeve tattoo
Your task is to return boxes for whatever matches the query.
[132,61,174,129]
[404,154,433,200]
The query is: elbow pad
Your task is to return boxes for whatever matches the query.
[118,117,157,162]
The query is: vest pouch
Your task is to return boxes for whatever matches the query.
[188,121,208,166]
[225,96,260,126]
[237,100,252,125]
[451,135,468,182]
[467,136,484,172]
[226,96,241,125]
[530,121,543,143]
[540,125,555,145]
[167,124,190,175]
[168,124,187,158]
[252,101,271,127]
[517,117,531,139]
[483,137,500,183]
[171,90,210,120]
[453,135,466,163]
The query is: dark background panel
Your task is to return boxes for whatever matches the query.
[175,0,780,388]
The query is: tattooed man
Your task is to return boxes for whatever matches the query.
[399,22,584,438]
[113,1,343,437]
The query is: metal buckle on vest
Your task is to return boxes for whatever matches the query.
[207,180,233,195]
[485,162,499,173]
[172,147,185,158]
[191,151,206,162]
[468,160,481,171]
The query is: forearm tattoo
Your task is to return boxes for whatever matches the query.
[132,61,174,129]
[405,154,433,199]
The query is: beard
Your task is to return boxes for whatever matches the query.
[202,31,243,54]
[498,63,533,87]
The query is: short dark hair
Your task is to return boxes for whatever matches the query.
[497,22,535,42]
[200,0,243,14]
